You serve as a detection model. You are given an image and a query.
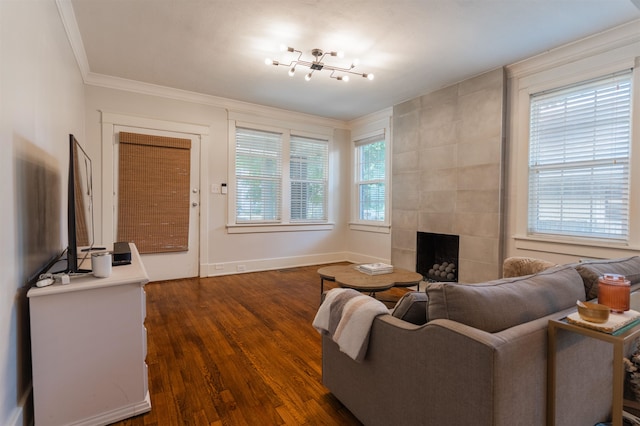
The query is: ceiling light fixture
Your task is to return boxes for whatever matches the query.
[265,46,374,82]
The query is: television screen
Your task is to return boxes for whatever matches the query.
[67,134,95,273]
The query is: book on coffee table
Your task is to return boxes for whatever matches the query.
[356,263,394,275]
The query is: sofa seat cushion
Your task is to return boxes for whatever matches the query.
[425,265,585,333]
[575,256,640,300]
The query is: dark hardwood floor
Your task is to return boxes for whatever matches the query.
[110,264,409,426]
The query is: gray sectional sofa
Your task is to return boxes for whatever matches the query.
[321,256,640,426]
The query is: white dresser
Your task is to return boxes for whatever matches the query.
[28,243,151,426]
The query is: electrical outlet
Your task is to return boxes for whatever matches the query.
[214,264,223,270]
[237,265,246,272]
[211,184,220,194]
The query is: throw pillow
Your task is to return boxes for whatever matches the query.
[391,292,428,325]
[502,256,556,278]
[575,256,640,300]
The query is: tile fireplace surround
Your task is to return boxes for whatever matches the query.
[391,68,506,283]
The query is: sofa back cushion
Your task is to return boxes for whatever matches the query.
[425,265,585,333]
[574,256,640,300]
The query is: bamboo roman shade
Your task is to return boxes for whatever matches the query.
[117,132,191,254]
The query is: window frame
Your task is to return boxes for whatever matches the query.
[234,126,284,224]
[527,70,633,242]
[351,128,391,232]
[512,58,640,257]
[227,118,334,234]
[289,134,329,223]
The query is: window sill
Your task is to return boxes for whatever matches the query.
[227,222,335,234]
[513,234,640,259]
[349,223,391,234]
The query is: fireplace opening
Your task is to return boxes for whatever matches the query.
[416,232,460,282]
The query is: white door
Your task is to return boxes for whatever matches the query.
[114,125,200,281]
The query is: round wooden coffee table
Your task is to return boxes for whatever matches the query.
[317,264,423,297]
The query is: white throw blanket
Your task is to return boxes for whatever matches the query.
[313,288,389,362]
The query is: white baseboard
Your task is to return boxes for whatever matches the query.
[203,252,350,276]
[344,253,391,265]
[203,251,392,277]
[67,392,151,426]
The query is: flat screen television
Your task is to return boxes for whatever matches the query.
[67,134,95,273]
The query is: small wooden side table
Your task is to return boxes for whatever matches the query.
[547,316,640,426]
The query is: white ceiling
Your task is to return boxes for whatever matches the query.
[69,0,640,121]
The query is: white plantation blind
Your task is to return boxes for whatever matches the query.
[235,127,283,222]
[355,133,386,222]
[528,70,632,240]
[290,135,328,221]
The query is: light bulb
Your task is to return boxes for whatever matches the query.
[264,58,272,66]
[342,75,349,82]
[367,73,374,80]
[288,67,295,77]
[305,73,312,81]
[337,51,345,58]
[279,44,287,52]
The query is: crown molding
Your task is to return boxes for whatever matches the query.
[56,0,349,130]
[348,107,393,129]
[56,0,90,79]
[507,19,640,79]
[85,72,349,129]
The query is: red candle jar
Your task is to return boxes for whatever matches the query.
[598,274,630,313]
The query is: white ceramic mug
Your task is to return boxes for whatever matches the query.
[91,252,112,278]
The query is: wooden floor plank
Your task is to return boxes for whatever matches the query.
[109,264,409,425]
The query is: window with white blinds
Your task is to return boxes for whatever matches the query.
[290,135,328,221]
[234,125,330,225]
[528,70,632,241]
[235,127,283,222]
[355,134,386,222]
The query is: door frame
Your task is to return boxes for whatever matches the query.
[100,111,210,277]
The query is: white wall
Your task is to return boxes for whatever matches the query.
[0,1,85,425]
[84,85,358,277]
[505,20,640,265]
[346,110,393,264]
